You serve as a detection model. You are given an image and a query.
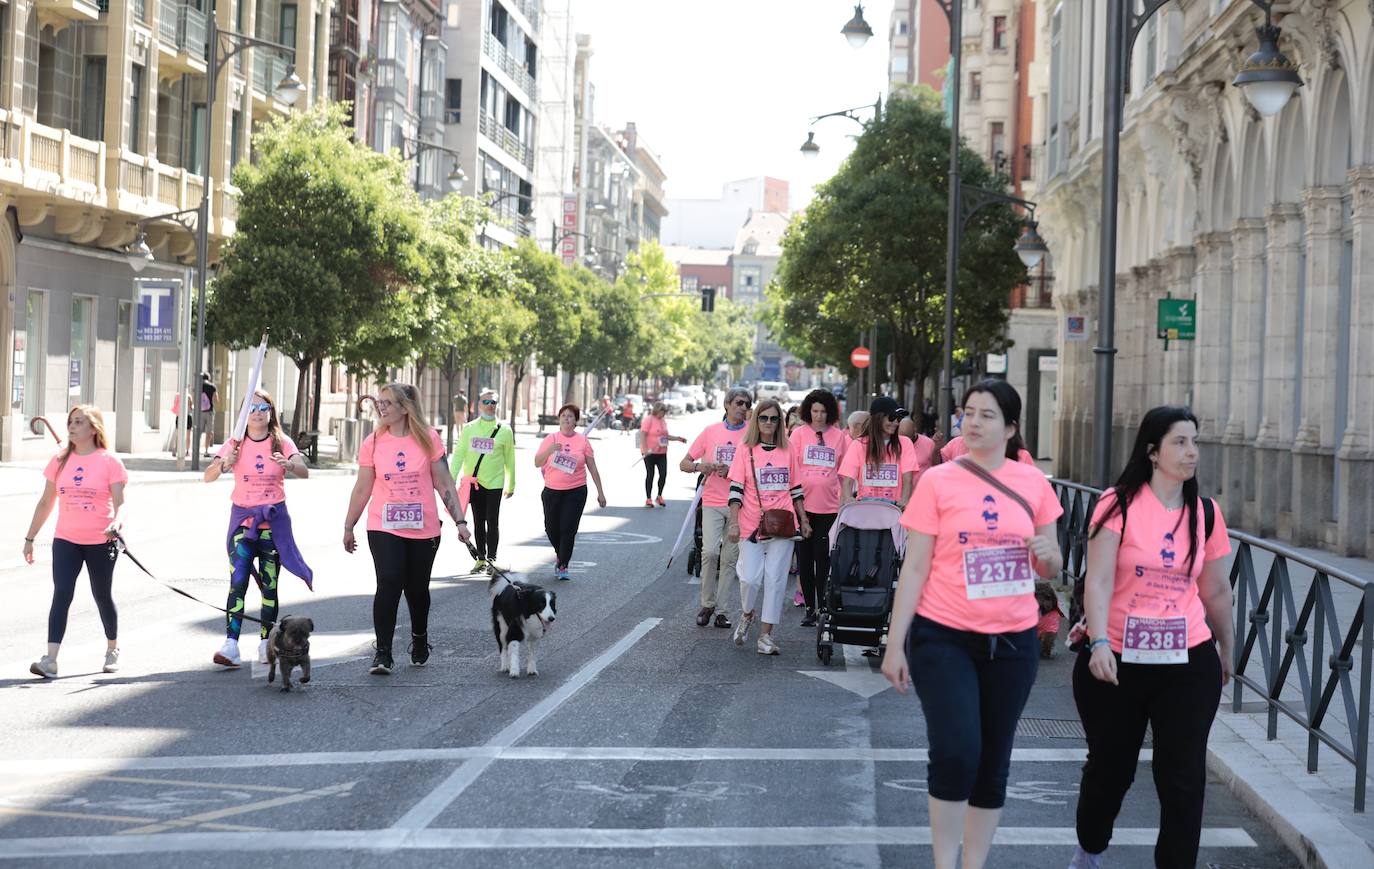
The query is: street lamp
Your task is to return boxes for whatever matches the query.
[840,4,874,50]
[1014,221,1048,269]
[799,132,820,159]
[798,99,881,158]
[1090,0,1305,486]
[400,137,466,194]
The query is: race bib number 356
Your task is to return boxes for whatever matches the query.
[715,444,736,465]
[962,546,1033,600]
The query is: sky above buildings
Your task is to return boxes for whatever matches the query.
[573,0,895,210]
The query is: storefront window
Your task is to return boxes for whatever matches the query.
[18,290,44,421]
[69,296,94,405]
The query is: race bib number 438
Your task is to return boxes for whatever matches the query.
[756,465,790,492]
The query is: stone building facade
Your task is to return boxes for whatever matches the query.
[1037,0,1374,553]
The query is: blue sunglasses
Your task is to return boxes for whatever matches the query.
[248,402,272,413]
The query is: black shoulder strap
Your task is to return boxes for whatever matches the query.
[954,457,1036,524]
[473,423,502,479]
[1202,496,1214,540]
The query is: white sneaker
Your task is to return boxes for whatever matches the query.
[732,613,754,647]
[102,649,121,673]
[29,655,57,679]
[213,639,242,668]
[257,639,270,664]
[757,634,780,656]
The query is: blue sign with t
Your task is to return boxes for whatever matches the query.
[133,279,179,348]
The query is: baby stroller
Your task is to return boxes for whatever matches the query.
[816,499,905,665]
[685,475,705,577]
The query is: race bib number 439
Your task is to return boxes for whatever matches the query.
[383,502,424,530]
[1121,615,1188,664]
[962,545,1033,600]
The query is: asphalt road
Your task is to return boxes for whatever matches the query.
[0,410,1299,867]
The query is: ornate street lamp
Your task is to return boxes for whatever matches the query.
[1232,10,1303,117]
[1015,221,1048,269]
[799,132,820,159]
[841,5,873,50]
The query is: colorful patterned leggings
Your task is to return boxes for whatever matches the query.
[226,527,279,640]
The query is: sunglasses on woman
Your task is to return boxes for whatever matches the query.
[757,414,781,423]
[248,402,272,413]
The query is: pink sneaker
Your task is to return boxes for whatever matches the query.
[793,588,805,607]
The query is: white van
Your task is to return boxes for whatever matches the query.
[754,381,789,403]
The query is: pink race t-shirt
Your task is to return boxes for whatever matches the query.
[1091,486,1231,654]
[789,426,848,515]
[360,428,446,539]
[640,415,671,455]
[839,436,920,502]
[217,433,299,508]
[902,458,1063,634]
[542,431,594,490]
[687,421,747,508]
[44,449,129,544]
[940,436,1036,466]
[727,444,800,539]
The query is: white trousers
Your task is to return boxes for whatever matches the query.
[737,536,794,626]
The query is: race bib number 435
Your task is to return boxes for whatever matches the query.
[962,545,1033,600]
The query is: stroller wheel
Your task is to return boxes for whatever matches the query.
[686,550,698,576]
[818,644,834,666]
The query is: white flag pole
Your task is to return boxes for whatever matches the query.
[230,331,269,444]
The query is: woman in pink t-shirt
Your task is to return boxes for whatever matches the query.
[639,402,685,508]
[790,389,846,627]
[839,397,920,508]
[880,381,1062,869]
[204,389,309,668]
[535,404,608,581]
[1068,406,1234,869]
[725,398,811,655]
[344,383,467,675]
[22,406,128,679]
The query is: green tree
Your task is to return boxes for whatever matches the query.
[688,296,755,384]
[566,265,645,386]
[505,239,587,424]
[770,97,1027,409]
[207,102,426,432]
[623,241,699,383]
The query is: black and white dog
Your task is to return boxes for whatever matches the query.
[490,573,557,678]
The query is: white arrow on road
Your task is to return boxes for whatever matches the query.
[797,644,893,699]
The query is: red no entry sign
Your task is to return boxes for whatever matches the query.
[851,347,871,368]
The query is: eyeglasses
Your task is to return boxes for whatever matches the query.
[481,399,498,406]
[375,399,396,411]
[248,402,272,413]
[757,414,780,423]
[732,399,751,407]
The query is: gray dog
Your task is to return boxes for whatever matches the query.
[266,615,314,691]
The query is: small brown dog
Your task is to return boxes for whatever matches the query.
[1034,581,1064,659]
[267,615,314,691]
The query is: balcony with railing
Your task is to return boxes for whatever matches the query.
[0,111,105,200]
[477,112,533,170]
[251,52,293,112]
[158,1,209,77]
[481,31,536,99]
[506,0,539,29]
[34,0,100,32]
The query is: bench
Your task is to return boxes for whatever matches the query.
[537,414,560,434]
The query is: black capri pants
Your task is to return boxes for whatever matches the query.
[367,531,440,651]
[542,485,588,568]
[48,538,118,644]
[644,453,668,498]
[470,485,504,559]
[907,614,1038,808]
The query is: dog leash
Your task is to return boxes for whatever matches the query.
[113,534,266,626]
[462,538,524,590]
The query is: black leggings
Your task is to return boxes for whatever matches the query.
[367,531,440,651]
[797,511,836,611]
[644,453,668,498]
[471,485,504,559]
[1073,642,1222,867]
[541,485,588,568]
[49,538,118,644]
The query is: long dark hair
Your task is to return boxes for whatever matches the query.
[862,410,903,469]
[1090,406,1203,573]
[961,379,1028,461]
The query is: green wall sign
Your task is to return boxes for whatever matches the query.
[1157,298,1196,341]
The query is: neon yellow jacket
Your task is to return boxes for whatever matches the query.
[451,418,516,493]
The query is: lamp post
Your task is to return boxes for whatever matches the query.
[797,98,881,157]
[399,137,466,195]
[1089,0,1302,486]
[840,4,874,50]
[477,190,532,245]
[177,18,303,471]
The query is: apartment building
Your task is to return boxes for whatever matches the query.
[0,0,330,460]
[532,0,570,249]
[442,0,538,246]
[888,0,948,94]
[615,121,666,248]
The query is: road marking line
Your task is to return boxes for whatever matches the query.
[0,746,1144,775]
[390,617,663,831]
[90,775,303,794]
[0,826,1257,857]
[0,807,267,832]
[115,782,358,836]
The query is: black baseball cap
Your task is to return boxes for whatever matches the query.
[869,396,908,420]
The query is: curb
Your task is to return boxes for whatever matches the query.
[1206,713,1374,869]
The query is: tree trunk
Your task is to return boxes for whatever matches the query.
[292,360,311,439]
[510,364,526,434]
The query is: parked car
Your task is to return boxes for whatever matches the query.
[661,389,690,416]
[754,381,789,404]
[680,385,706,411]
[704,387,719,409]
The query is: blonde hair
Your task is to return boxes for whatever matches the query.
[742,398,789,450]
[57,405,110,472]
[381,382,439,459]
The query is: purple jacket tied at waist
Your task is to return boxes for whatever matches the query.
[226,502,314,589]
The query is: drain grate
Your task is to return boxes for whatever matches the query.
[1017,718,1087,739]
[1017,718,1154,743]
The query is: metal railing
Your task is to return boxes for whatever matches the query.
[1049,478,1372,812]
[481,30,536,98]
[477,111,533,169]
